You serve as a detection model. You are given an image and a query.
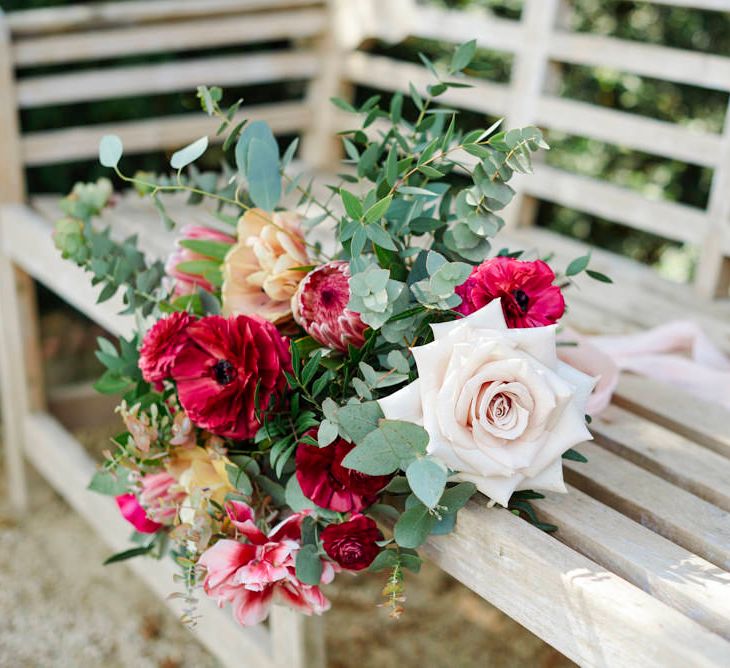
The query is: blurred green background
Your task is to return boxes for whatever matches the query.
[4,0,730,283]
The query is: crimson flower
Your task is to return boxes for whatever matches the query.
[321,514,382,571]
[171,315,291,440]
[115,493,162,534]
[456,256,565,328]
[295,431,391,512]
[291,261,367,352]
[138,311,194,386]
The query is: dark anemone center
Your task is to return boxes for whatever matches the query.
[513,289,529,313]
[213,359,237,385]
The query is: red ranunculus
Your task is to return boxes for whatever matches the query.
[455,256,565,328]
[295,431,391,512]
[321,514,382,571]
[138,311,194,385]
[115,493,162,534]
[171,315,291,440]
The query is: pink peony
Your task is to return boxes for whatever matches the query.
[138,311,194,386]
[139,472,186,524]
[171,315,291,440]
[198,501,333,626]
[115,492,162,534]
[456,257,565,328]
[291,261,367,352]
[166,225,235,297]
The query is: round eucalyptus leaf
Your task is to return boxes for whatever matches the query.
[99,134,123,168]
[170,136,209,170]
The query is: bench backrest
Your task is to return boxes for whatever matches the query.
[323,0,730,299]
[0,0,329,198]
[1,0,729,300]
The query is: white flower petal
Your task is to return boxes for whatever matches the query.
[378,379,424,424]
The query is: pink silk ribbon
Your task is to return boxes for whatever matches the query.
[557,321,730,416]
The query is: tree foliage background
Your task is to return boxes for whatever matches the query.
[5,0,729,283]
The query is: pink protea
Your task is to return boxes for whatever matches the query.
[166,225,235,297]
[198,501,334,626]
[291,261,367,352]
[139,472,185,524]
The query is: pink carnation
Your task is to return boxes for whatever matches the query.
[166,225,235,297]
[139,472,185,524]
[115,493,162,534]
[456,257,565,328]
[138,311,194,386]
[198,501,334,626]
[291,261,367,352]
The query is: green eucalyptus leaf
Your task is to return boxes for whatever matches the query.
[247,136,281,211]
[394,501,435,548]
[406,457,448,509]
[99,135,123,168]
[170,136,208,170]
[295,544,323,585]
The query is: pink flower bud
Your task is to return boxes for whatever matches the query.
[166,225,234,297]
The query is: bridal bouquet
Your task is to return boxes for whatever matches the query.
[55,41,604,626]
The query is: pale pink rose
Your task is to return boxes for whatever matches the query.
[378,299,595,507]
[166,225,234,297]
[139,472,186,524]
[221,209,308,323]
[198,501,333,626]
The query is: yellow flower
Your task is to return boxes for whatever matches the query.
[167,446,234,516]
[221,208,308,323]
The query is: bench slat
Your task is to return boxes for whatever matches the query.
[548,31,730,93]
[566,443,730,570]
[22,101,309,166]
[536,485,730,640]
[422,493,730,667]
[614,375,730,458]
[343,51,510,117]
[524,164,709,245]
[591,405,730,511]
[12,9,327,67]
[537,95,722,168]
[6,0,322,36]
[16,51,318,108]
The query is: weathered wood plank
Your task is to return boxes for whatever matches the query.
[17,51,318,108]
[536,485,730,640]
[410,5,524,53]
[421,493,730,667]
[591,405,730,511]
[23,411,274,668]
[614,375,730,458]
[12,9,327,66]
[343,51,510,117]
[565,443,730,570]
[537,95,722,168]
[523,164,709,245]
[22,102,309,166]
[0,203,132,338]
[548,31,730,93]
[6,0,322,36]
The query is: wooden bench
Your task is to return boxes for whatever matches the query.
[1,1,729,666]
